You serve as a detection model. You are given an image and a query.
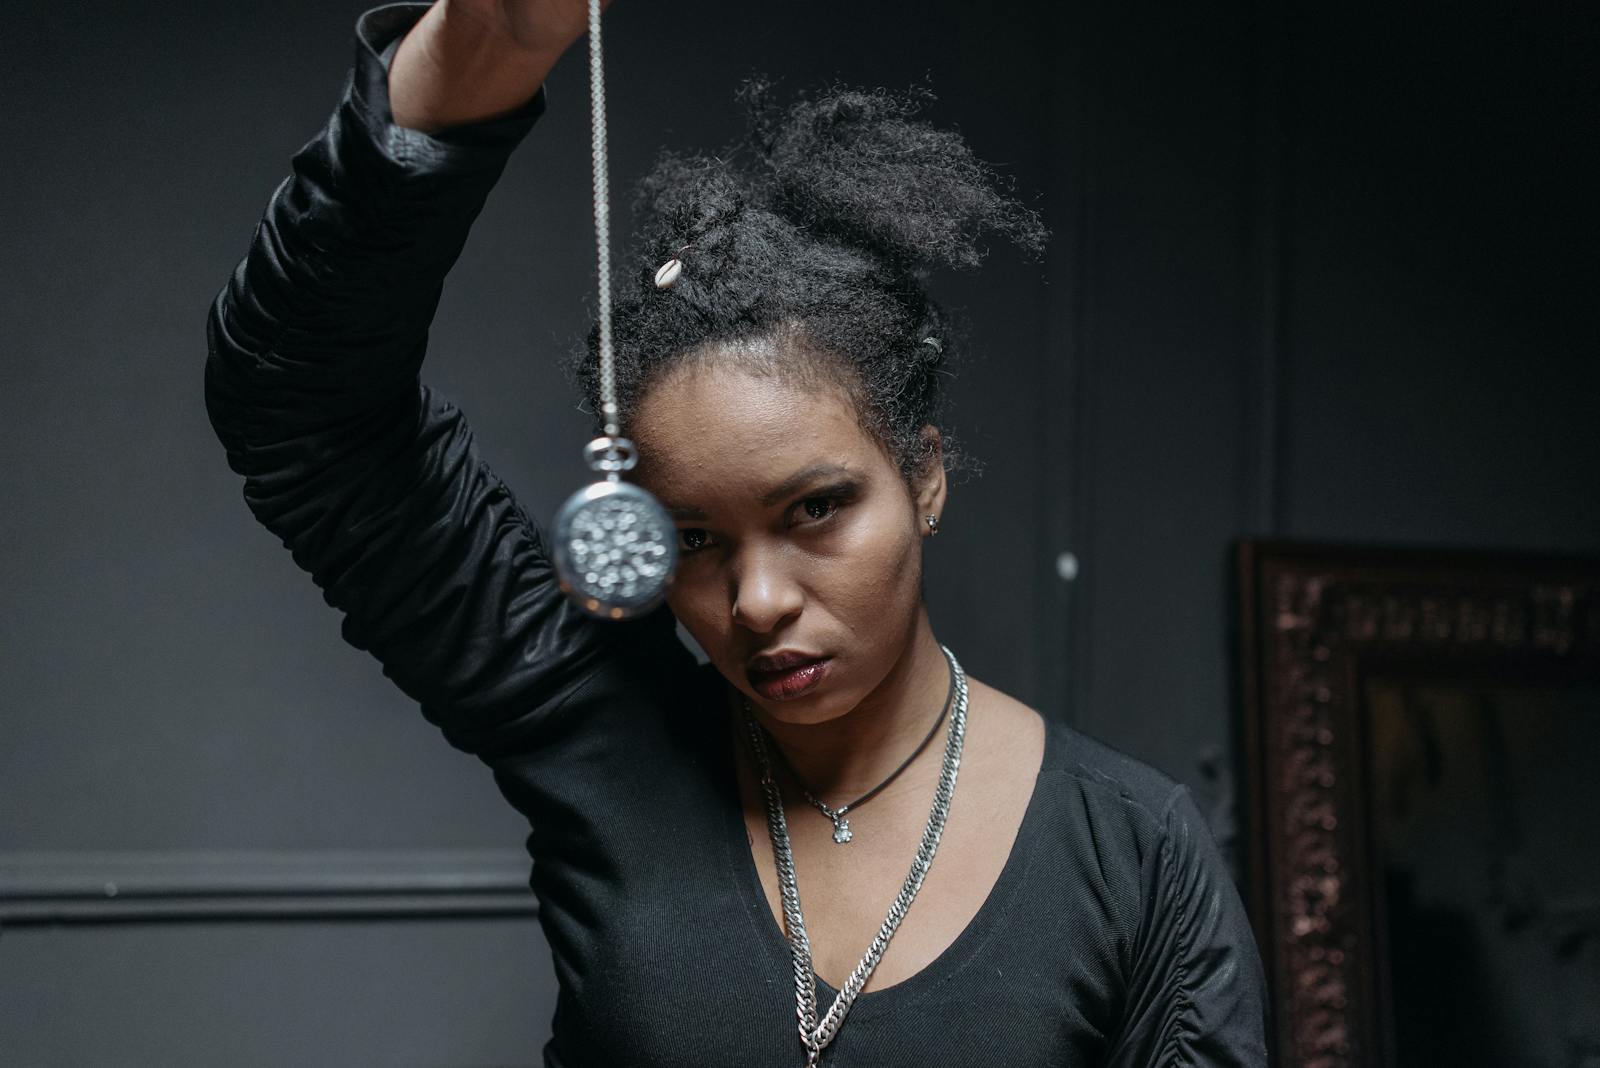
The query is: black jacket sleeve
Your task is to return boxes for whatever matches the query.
[1107,783,1272,1066]
[203,2,681,761]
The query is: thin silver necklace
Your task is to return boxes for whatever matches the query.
[766,666,956,845]
[742,645,968,1066]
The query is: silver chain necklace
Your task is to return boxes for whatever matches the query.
[550,0,679,620]
[741,645,969,1066]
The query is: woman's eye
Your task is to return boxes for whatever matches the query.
[796,497,838,523]
[678,528,710,552]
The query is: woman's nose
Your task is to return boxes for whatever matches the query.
[729,548,804,634]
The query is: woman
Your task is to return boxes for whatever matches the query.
[204,0,1270,1063]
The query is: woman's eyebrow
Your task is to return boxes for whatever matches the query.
[758,463,859,507]
[661,464,861,520]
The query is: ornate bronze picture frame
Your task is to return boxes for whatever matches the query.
[1234,540,1600,1068]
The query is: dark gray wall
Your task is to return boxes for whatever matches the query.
[3,0,1595,1063]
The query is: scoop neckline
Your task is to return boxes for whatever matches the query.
[720,696,1056,1024]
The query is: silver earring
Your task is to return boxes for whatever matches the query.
[926,514,940,536]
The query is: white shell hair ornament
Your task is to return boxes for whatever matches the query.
[654,244,692,289]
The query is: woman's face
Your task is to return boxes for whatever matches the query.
[630,358,945,726]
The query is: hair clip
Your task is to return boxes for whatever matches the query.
[920,336,943,354]
[654,244,694,289]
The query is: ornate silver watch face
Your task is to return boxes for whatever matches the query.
[551,479,677,619]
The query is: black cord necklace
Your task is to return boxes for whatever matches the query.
[751,656,958,845]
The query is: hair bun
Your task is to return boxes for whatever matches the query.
[744,80,1048,272]
[634,152,750,263]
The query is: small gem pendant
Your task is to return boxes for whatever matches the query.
[832,818,853,844]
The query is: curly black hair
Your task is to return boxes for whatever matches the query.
[568,79,1047,484]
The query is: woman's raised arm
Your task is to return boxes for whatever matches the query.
[204,2,676,761]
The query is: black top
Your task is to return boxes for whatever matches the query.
[203,4,1271,1065]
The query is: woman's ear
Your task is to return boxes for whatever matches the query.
[913,425,948,534]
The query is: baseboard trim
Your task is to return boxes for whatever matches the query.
[0,849,538,925]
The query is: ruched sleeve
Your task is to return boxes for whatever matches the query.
[203,2,682,760]
[1106,783,1271,1067]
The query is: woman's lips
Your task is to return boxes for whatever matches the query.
[747,656,832,701]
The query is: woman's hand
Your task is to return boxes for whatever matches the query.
[449,0,614,60]
[390,0,616,134]
[457,0,617,58]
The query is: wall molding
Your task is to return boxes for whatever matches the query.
[1244,0,1290,538]
[0,849,537,925]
